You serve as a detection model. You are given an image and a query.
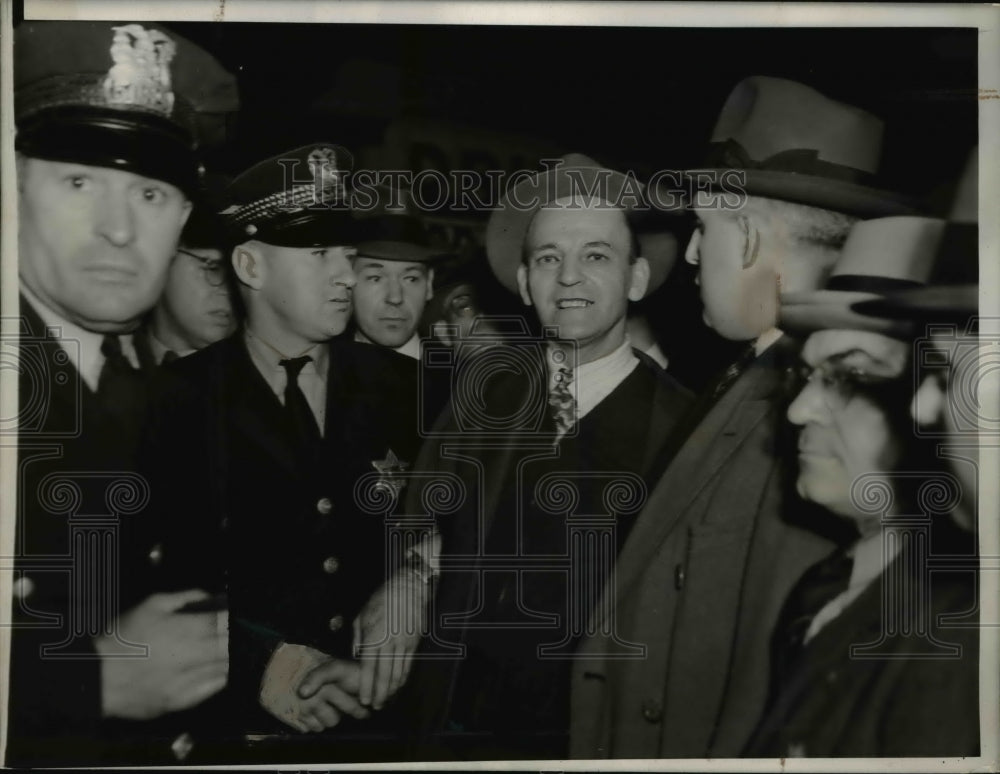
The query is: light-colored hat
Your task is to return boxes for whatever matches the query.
[853,147,978,324]
[780,216,946,336]
[673,76,915,217]
[486,153,676,297]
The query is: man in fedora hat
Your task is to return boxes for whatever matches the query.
[743,215,979,757]
[855,148,986,532]
[570,76,915,759]
[396,154,692,759]
[8,21,237,765]
[134,144,425,753]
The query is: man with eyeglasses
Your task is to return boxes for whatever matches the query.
[744,215,979,757]
[141,208,238,365]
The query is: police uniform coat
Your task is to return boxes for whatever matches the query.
[398,346,693,759]
[7,296,165,765]
[569,337,839,759]
[136,333,422,739]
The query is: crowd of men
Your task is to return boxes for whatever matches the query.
[4,20,987,766]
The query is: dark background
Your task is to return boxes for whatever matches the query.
[15,15,981,388]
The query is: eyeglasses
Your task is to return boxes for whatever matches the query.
[787,361,908,410]
[177,248,228,287]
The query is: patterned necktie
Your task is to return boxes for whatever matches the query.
[767,548,854,702]
[548,365,576,438]
[279,356,321,457]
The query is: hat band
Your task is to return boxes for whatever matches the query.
[826,274,925,294]
[704,139,878,186]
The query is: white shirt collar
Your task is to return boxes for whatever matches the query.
[754,327,784,357]
[20,282,140,392]
[148,329,195,365]
[354,330,422,361]
[549,337,639,432]
[805,527,904,643]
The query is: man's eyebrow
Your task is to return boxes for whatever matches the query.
[583,240,614,250]
[826,348,894,371]
[527,243,560,253]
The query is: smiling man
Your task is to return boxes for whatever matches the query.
[399,154,692,760]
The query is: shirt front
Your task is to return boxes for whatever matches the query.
[244,328,328,436]
[20,282,140,392]
[547,338,639,439]
[148,329,195,365]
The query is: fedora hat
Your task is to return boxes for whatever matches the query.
[780,216,946,337]
[676,76,916,217]
[853,147,978,324]
[486,153,675,297]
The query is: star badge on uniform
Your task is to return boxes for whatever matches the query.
[372,449,409,499]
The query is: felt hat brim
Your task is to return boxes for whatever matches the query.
[780,289,916,339]
[678,168,917,218]
[852,285,978,323]
[355,240,453,264]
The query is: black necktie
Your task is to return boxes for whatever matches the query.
[97,334,144,421]
[279,356,321,458]
[161,350,179,364]
[767,548,854,702]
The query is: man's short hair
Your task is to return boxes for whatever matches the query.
[741,195,859,250]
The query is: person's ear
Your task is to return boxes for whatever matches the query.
[233,243,263,289]
[425,268,435,302]
[627,256,651,302]
[516,264,533,306]
[738,214,761,269]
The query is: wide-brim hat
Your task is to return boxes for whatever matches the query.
[221,143,362,248]
[15,21,238,194]
[852,147,979,325]
[672,76,915,217]
[780,215,946,337]
[486,153,674,297]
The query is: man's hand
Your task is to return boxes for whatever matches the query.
[96,589,228,720]
[352,568,431,710]
[260,643,369,733]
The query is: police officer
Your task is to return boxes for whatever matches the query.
[137,144,424,756]
[8,21,237,766]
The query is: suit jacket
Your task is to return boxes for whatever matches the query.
[744,521,980,757]
[569,337,838,759]
[136,333,422,744]
[397,346,693,759]
[7,296,167,766]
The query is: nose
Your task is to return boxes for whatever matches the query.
[96,186,135,247]
[557,255,582,286]
[684,230,701,266]
[786,378,828,427]
[385,276,403,305]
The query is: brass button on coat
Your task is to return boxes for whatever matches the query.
[316,497,333,515]
[641,698,663,723]
[322,556,340,574]
[328,615,345,632]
